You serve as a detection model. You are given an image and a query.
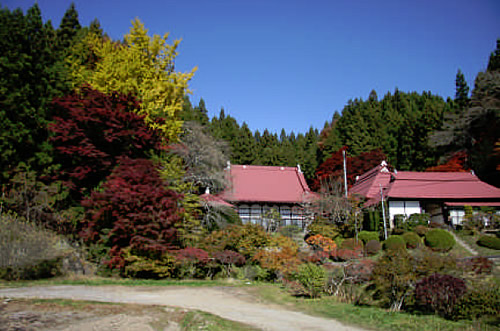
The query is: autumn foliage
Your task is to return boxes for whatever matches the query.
[426,151,468,172]
[312,148,386,191]
[80,157,183,269]
[49,86,164,196]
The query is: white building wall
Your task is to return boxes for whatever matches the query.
[388,200,421,221]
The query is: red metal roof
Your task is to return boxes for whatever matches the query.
[387,171,500,199]
[200,193,235,208]
[444,202,500,207]
[350,162,500,205]
[221,165,314,204]
[350,162,391,202]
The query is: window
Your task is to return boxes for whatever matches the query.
[238,204,250,223]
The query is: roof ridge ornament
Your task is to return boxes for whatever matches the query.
[297,164,302,173]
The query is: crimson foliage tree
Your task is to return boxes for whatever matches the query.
[312,148,386,191]
[49,86,164,197]
[80,157,183,269]
[426,151,468,172]
[415,273,467,317]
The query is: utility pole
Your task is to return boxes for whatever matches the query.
[380,184,388,240]
[343,149,348,198]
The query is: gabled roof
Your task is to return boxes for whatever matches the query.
[350,161,391,202]
[200,192,235,208]
[386,171,500,200]
[221,165,314,204]
[350,161,500,206]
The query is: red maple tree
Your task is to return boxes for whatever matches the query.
[49,86,165,197]
[80,157,183,269]
[312,148,386,191]
[426,151,468,172]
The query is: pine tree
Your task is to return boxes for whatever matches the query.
[487,38,500,71]
[0,4,70,180]
[232,123,256,165]
[57,3,81,51]
[455,69,470,112]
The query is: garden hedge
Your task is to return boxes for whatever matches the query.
[477,235,500,250]
[402,232,421,249]
[424,229,455,252]
[382,235,406,251]
[358,231,379,244]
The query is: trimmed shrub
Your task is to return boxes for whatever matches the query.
[358,231,379,244]
[415,273,466,318]
[407,213,430,226]
[365,240,381,256]
[382,235,406,251]
[451,283,500,321]
[402,232,421,249]
[424,229,455,252]
[340,238,363,250]
[476,235,500,250]
[414,225,429,237]
[295,263,326,298]
[393,214,406,229]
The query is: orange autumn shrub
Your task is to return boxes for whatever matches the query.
[253,235,301,277]
[306,234,337,254]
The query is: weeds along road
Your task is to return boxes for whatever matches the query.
[0,285,365,331]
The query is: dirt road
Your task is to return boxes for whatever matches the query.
[0,285,364,331]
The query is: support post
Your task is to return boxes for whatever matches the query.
[380,184,388,240]
[343,149,348,198]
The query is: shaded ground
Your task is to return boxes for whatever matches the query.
[0,298,186,331]
[0,285,365,331]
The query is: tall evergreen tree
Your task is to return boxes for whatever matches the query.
[0,4,70,180]
[487,38,500,71]
[455,69,470,112]
[56,3,81,51]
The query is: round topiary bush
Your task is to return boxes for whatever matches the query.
[383,235,406,251]
[424,229,455,252]
[402,232,421,249]
[414,225,429,237]
[365,239,382,256]
[358,231,379,244]
[477,235,500,250]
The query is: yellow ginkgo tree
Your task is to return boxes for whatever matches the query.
[68,18,196,142]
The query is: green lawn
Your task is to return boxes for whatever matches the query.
[250,284,498,331]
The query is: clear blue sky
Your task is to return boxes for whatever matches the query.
[4,0,500,134]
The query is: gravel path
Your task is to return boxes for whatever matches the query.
[0,285,365,331]
[448,230,478,255]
